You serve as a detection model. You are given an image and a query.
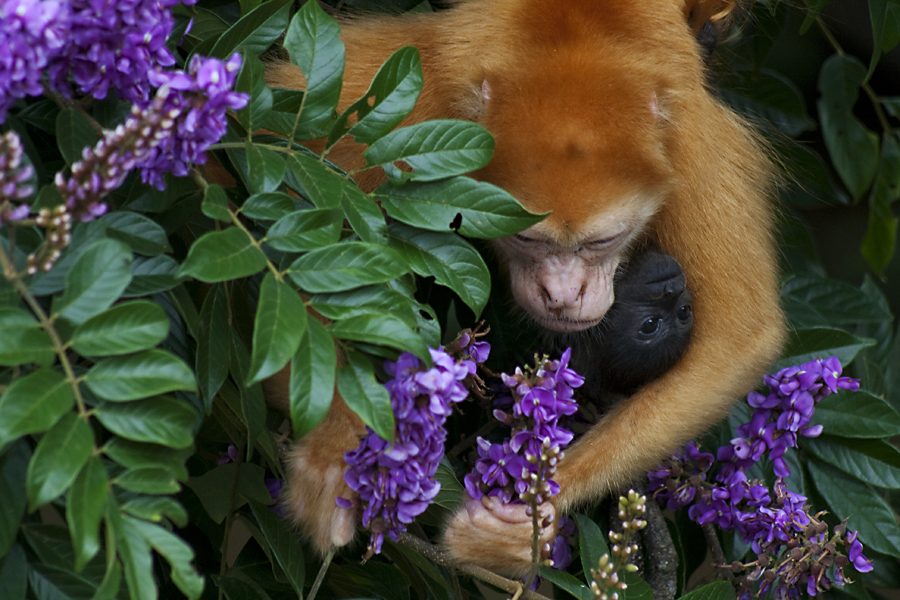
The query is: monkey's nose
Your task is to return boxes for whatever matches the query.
[663,277,685,297]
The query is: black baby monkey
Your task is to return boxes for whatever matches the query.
[549,246,694,411]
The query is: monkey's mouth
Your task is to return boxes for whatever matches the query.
[539,316,603,332]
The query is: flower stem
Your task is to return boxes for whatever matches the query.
[0,241,88,417]
[307,549,334,600]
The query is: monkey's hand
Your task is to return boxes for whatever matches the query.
[443,493,557,576]
[281,395,366,555]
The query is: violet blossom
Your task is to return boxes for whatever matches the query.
[0,0,69,122]
[138,53,247,189]
[647,356,871,599]
[47,0,195,102]
[340,334,489,556]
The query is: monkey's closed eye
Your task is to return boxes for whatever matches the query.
[639,317,660,335]
[513,233,538,244]
[585,234,621,250]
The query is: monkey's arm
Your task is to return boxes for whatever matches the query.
[445,102,784,570]
[553,103,784,511]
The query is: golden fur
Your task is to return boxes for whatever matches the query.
[264,0,785,574]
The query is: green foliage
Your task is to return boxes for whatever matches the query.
[2,1,900,600]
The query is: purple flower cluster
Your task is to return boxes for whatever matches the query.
[0,0,69,121]
[139,53,247,189]
[464,349,582,505]
[48,0,195,103]
[718,356,859,481]
[340,338,488,555]
[0,0,198,121]
[647,356,871,599]
[53,54,246,220]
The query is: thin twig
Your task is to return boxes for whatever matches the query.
[701,523,730,580]
[307,549,334,600]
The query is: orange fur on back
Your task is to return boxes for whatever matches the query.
[266,0,785,573]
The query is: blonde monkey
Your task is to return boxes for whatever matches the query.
[263,0,784,575]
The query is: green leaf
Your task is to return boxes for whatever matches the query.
[808,460,900,559]
[0,442,29,557]
[100,212,171,256]
[263,87,306,136]
[129,518,204,600]
[0,307,54,366]
[814,390,900,438]
[817,54,879,200]
[0,543,27,600]
[27,563,100,600]
[103,437,190,481]
[235,51,273,132]
[804,436,900,489]
[70,300,169,357]
[84,349,197,401]
[366,120,495,182]
[248,500,305,596]
[375,176,546,238]
[56,108,99,166]
[264,208,342,252]
[310,284,418,322]
[179,227,267,283]
[773,327,875,371]
[781,274,893,325]
[26,413,93,510]
[537,567,592,600]
[387,223,490,316]
[575,513,610,579]
[285,153,344,209]
[247,273,309,384]
[433,459,463,510]
[330,313,430,361]
[337,348,394,441]
[229,330,267,453]
[283,0,344,137]
[287,241,408,293]
[115,467,180,494]
[290,317,336,438]
[121,495,188,528]
[185,462,270,524]
[719,69,815,137]
[94,396,196,449]
[201,183,232,221]
[114,513,157,600]
[328,46,422,147]
[246,143,286,194]
[678,581,735,600]
[622,573,654,600]
[341,182,387,242]
[196,284,230,412]
[241,191,297,220]
[0,369,73,447]
[67,455,108,570]
[124,255,182,298]
[207,0,291,59]
[53,239,133,325]
[861,134,900,274]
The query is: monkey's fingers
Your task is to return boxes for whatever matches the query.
[444,493,558,576]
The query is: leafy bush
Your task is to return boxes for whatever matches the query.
[0,1,898,600]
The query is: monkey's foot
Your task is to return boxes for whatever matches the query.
[443,493,557,577]
[283,445,358,554]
